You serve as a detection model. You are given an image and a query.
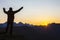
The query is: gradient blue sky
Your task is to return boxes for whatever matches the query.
[0,0,60,25]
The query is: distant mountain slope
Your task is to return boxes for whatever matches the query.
[0,23,60,40]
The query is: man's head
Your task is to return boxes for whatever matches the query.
[9,7,13,11]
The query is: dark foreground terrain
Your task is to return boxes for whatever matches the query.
[0,23,60,40]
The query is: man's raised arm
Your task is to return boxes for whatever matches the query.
[3,8,7,13]
[14,7,23,13]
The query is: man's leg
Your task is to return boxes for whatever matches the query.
[9,18,14,37]
[10,22,13,35]
[6,21,10,33]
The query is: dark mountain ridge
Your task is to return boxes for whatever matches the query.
[0,22,60,40]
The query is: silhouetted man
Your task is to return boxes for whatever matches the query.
[3,7,23,35]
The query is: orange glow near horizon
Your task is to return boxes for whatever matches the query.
[14,18,60,26]
[0,13,60,26]
[0,17,60,26]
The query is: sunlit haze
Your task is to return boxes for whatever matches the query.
[0,0,60,25]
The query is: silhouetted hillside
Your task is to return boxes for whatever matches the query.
[0,22,60,40]
[0,22,34,28]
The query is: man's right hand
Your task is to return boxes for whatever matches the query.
[3,8,5,10]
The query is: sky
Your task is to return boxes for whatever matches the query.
[0,0,60,25]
